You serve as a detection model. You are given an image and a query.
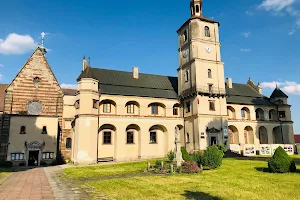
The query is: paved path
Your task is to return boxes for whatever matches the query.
[0,166,90,200]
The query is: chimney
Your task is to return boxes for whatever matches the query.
[226,78,232,88]
[82,56,88,72]
[133,66,139,79]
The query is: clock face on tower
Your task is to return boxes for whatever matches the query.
[183,49,189,58]
[205,46,212,53]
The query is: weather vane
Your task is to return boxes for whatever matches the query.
[41,32,45,46]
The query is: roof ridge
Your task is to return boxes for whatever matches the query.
[91,67,177,78]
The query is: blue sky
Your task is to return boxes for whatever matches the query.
[0,0,300,133]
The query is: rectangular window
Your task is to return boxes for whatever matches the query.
[208,84,213,93]
[103,131,112,144]
[127,104,135,114]
[151,105,158,115]
[241,110,246,118]
[127,131,134,144]
[186,101,191,113]
[93,99,99,109]
[103,103,111,113]
[183,30,188,42]
[11,153,24,161]
[279,111,286,118]
[209,101,215,111]
[42,152,54,159]
[150,132,157,144]
[173,107,179,115]
[75,100,80,109]
[185,70,189,82]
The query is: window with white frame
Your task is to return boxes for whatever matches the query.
[127,104,134,114]
[103,103,111,113]
[42,152,54,159]
[11,153,24,161]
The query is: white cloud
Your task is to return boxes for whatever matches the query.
[261,81,300,95]
[246,11,254,16]
[60,83,77,89]
[240,48,251,52]
[0,33,37,55]
[0,74,3,81]
[0,64,3,67]
[259,0,295,11]
[243,32,251,38]
[289,29,296,35]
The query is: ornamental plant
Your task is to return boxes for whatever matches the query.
[181,147,192,161]
[167,150,175,161]
[182,161,201,173]
[203,145,223,169]
[268,146,296,173]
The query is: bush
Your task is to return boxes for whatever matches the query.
[40,161,47,166]
[0,161,13,168]
[181,147,191,161]
[191,151,203,167]
[51,160,58,166]
[19,162,26,166]
[203,146,223,169]
[215,144,227,155]
[167,150,175,161]
[182,161,201,173]
[268,146,296,173]
[154,160,162,169]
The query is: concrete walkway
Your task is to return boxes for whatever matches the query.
[0,166,90,200]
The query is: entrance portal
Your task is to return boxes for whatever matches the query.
[210,136,217,146]
[28,150,39,166]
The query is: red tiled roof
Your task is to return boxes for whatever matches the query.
[0,84,8,112]
[62,88,77,96]
[295,135,300,144]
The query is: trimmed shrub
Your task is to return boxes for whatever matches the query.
[181,147,191,161]
[154,160,162,169]
[191,151,203,167]
[19,162,26,166]
[268,146,296,173]
[40,161,47,166]
[167,150,175,161]
[215,144,227,155]
[182,161,201,173]
[203,146,223,169]
[0,161,13,168]
[51,160,58,166]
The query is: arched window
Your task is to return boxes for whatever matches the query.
[208,69,212,78]
[196,5,200,13]
[185,70,189,82]
[41,126,47,134]
[205,26,210,37]
[20,126,26,134]
[66,138,72,149]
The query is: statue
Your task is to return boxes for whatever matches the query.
[174,127,183,167]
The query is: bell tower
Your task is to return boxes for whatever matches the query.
[177,0,227,152]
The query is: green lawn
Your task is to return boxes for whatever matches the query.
[63,158,300,200]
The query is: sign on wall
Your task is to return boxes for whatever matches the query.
[283,145,294,155]
[243,145,256,156]
[259,145,271,156]
[230,144,241,154]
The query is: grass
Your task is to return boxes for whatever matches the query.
[63,157,300,200]
[63,159,165,179]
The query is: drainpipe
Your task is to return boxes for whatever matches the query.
[96,92,101,163]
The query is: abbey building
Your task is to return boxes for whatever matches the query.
[0,0,294,166]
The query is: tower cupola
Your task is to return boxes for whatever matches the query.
[190,0,203,17]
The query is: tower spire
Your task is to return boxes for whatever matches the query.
[190,0,203,17]
[39,32,47,55]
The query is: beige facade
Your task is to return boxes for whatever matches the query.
[0,0,295,166]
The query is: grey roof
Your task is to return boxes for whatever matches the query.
[77,67,178,99]
[226,83,274,106]
[270,87,288,99]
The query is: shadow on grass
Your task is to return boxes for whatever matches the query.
[181,190,223,200]
[255,167,300,173]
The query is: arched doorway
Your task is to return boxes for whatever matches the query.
[259,126,268,144]
[98,124,116,160]
[228,125,239,144]
[244,126,254,144]
[227,106,236,119]
[241,107,250,120]
[273,126,283,144]
[269,109,277,121]
[255,108,265,121]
